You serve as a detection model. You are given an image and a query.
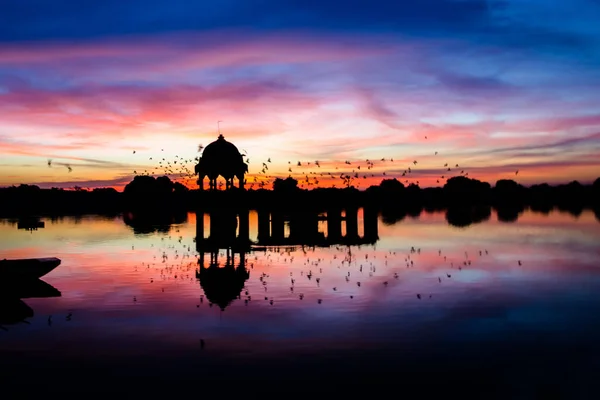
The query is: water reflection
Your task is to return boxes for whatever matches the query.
[197,249,250,311]
[17,216,45,231]
[123,210,188,234]
[1,207,600,392]
[253,206,378,247]
[0,279,61,330]
[496,204,525,223]
[445,206,491,227]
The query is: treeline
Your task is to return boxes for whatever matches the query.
[0,175,599,216]
[367,176,600,211]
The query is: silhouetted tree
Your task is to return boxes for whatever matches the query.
[494,179,523,194]
[92,188,118,194]
[173,182,189,194]
[273,177,299,193]
[124,176,175,198]
[493,180,526,209]
[366,179,406,205]
[444,176,491,205]
[555,180,585,214]
[529,183,553,212]
[16,184,41,192]
[156,176,175,193]
[379,178,405,193]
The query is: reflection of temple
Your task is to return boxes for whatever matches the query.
[195,206,378,250]
[196,208,251,310]
[256,206,378,248]
[196,249,249,311]
[194,206,378,308]
[196,208,251,252]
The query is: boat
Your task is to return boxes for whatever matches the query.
[0,258,61,280]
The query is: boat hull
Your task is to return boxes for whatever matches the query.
[0,257,61,280]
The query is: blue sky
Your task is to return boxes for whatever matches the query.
[1,0,599,189]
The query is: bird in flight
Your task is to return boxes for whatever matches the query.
[47,159,52,167]
[66,164,72,173]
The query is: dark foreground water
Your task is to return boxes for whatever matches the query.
[1,209,600,398]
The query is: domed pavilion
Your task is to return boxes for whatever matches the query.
[195,134,248,190]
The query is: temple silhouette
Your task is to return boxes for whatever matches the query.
[195,134,247,191]
[191,135,381,310]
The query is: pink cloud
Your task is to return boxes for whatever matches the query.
[0,81,324,156]
[0,31,394,79]
[1,32,599,188]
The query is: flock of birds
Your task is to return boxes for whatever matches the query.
[44,132,521,190]
[46,159,71,173]
[122,223,525,313]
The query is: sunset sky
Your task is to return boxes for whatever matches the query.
[1,0,600,190]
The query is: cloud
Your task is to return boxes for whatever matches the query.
[30,175,134,190]
[0,80,323,147]
[1,2,600,188]
[481,131,600,155]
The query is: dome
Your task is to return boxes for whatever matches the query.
[197,264,249,311]
[201,134,243,166]
[195,134,248,190]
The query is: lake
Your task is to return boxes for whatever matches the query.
[1,208,600,397]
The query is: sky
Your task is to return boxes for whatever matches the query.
[1,0,600,190]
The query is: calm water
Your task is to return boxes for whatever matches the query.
[2,209,600,395]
